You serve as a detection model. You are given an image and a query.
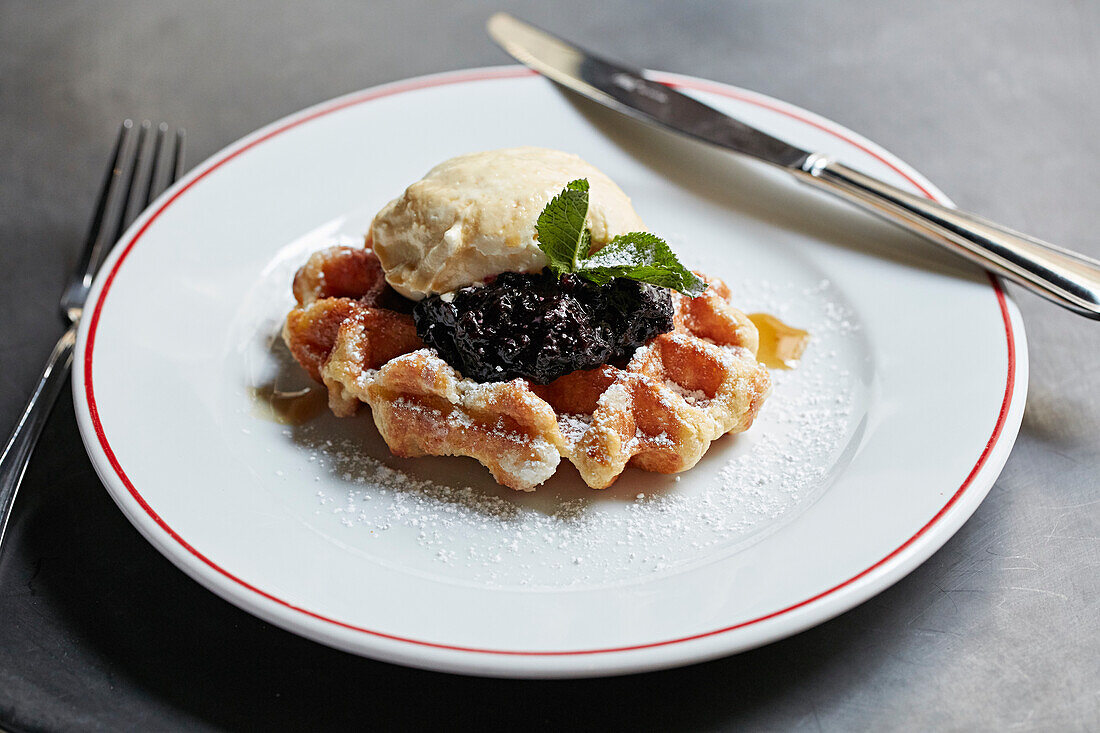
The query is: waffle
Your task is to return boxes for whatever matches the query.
[282,245,421,386]
[283,245,771,490]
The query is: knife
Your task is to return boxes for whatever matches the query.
[488,12,1100,320]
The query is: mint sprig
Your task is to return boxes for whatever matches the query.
[535,179,592,275]
[534,179,706,297]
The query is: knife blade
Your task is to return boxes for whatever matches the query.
[486,12,1100,319]
[487,12,811,170]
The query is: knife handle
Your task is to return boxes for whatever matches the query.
[795,155,1100,319]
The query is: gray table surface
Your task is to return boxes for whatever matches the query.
[2,1,1098,730]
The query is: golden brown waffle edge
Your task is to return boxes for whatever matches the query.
[283,245,771,490]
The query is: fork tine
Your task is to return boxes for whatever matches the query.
[116,120,150,236]
[59,120,134,315]
[84,120,132,254]
[58,120,131,308]
[155,124,185,200]
[169,127,186,188]
[141,122,168,209]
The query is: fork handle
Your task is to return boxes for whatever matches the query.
[795,156,1100,319]
[0,323,76,552]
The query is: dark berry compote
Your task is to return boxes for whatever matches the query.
[412,270,674,384]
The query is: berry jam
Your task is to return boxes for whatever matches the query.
[413,270,674,384]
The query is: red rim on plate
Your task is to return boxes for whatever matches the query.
[80,67,1016,657]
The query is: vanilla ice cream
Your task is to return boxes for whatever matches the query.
[370,147,646,299]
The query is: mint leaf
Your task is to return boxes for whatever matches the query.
[533,180,707,297]
[535,179,591,275]
[580,232,707,297]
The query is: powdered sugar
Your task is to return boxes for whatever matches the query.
[664,380,708,404]
[558,413,593,443]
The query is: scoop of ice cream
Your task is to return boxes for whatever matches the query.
[370,147,646,299]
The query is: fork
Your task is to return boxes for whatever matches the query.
[0,120,186,553]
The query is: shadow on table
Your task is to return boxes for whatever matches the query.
[0,393,981,732]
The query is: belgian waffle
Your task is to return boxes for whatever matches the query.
[283,245,771,490]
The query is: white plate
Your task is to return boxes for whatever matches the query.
[73,67,1026,678]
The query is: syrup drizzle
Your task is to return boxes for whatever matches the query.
[749,313,810,370]
[250,384,327,425]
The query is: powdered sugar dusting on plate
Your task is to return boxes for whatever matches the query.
[267,278,865,589]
